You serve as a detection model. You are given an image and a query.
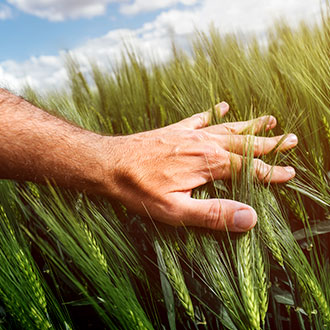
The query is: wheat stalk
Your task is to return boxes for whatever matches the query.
[0,287,31,329]
[200,235,237,306]
[254,240,268,325]
[237,232,260,330]
[27,182,41,199]
[82,223,149,329]
[128,309,150,330]
[321,115,330,145]
[258,204,284,266]
[161,242,195,320]
[0,205,51,329]
[279,189,306,222]
[304,276,330,325]
[311,149,324,179]
[82,222,108,272]
[15,248,51,329]
[266,188,330,327]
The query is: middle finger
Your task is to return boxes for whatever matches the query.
[203,115,277,135]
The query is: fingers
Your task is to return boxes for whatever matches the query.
[220,152,296,183]
[221,133,298,156]
[203,115,277,135]
[177,102,229,129]
[172,194,257,231]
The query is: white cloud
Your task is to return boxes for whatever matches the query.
[0,0,326,93]
[6,0,126,21]
[6,0,199,21]
[0,55,66,91]
[120,0,198,15]
[147,0,325,37]
[0,4,13,20]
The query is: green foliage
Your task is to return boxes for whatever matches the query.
[1,8,330,329]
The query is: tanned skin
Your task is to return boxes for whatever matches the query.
[0,88,298,232]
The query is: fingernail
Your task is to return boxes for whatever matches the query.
[285,134,298,146]
[233,208,257,231]
[220,101,229,112]
[285,166,296,176]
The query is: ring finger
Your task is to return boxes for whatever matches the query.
[220,133,298,156]
[207,150,296,183]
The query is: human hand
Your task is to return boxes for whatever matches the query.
[101,102,298,231]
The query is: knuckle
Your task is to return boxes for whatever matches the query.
[253,138,263,155]
[191,130,208,142]
[221,123,237,134]
[201,143,219,160]
[203,202,224,230]
[254,159,267,179]
[172,145,181,156]
[192,113,207,127]
[254,158,263,170]
[228,152,240,170]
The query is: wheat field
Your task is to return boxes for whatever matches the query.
[0,8,329,330]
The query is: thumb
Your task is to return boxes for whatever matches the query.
[174,195,257,232]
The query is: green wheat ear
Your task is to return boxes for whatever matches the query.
[321,115,330,145]
[279,189,306,222]
[266,188,330,326]
[255,239,268,326]
[161,241,195,320]
[237,231,260,330]
[153,232,195,322]
[15,249,51,330]
[257,201,284,266]
[27,182,41,199]
[82,222,109,272]
[81,222,146,330]
[303,276,330,325]
[0,205,51,329]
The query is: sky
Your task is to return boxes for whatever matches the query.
[0,0,326,92]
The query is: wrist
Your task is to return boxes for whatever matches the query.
[88,135,122,200]
[57,132,116,198]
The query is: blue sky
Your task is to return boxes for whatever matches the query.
[0,1,162,61]
[0,0,325,92]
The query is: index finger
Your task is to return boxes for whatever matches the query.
[175,102,229,129]
[203,115,277,135]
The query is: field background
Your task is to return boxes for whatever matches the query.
[0,8,329,330]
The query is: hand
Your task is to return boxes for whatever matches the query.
[101,102,298,231]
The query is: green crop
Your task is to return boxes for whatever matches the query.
[0,7,329,329]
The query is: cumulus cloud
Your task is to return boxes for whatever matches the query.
[0,55,66,91]
[6,0,126,21]
[120,0,198,15]
[0,0,326,93]
[146,0,325,37]
[6,0,200,21]
[0,4,13,20]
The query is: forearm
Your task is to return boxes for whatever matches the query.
[0,89,297,231]
[0,88,109,194]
